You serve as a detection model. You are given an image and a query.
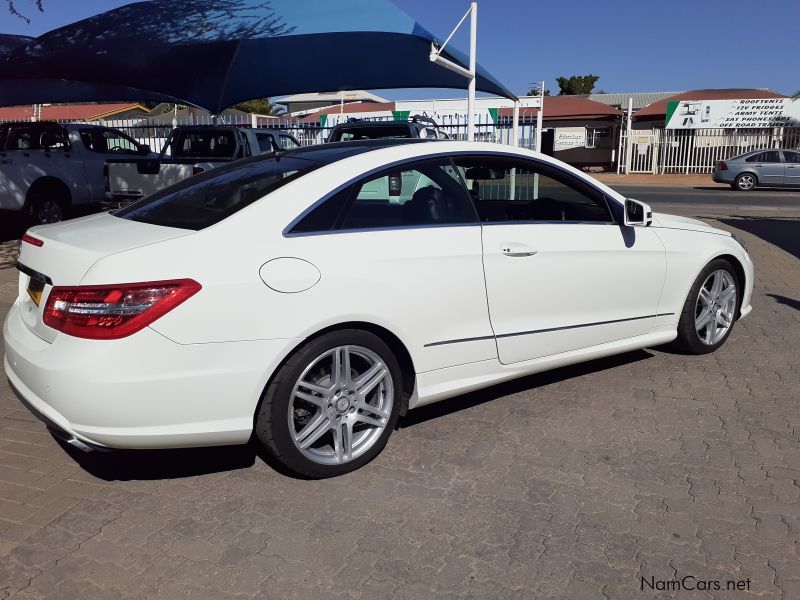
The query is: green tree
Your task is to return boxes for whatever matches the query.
[6,0,43,24]
[234,98,286,116]
[555,74,600,95]
[526,84,550,97]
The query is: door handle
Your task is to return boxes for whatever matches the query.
[501,243,537,257]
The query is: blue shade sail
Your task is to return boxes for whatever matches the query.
[0,0,516,111]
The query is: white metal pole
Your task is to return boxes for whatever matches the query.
[624,97,633,175]
[466,2,477,142]
[535,84,544,152]
[511,100,520,147]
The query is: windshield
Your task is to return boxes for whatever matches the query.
[115,156,319,230]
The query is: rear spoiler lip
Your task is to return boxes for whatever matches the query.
[16,261,53,286]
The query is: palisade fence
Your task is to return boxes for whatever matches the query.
[98,112,541,152]
[619,126,800,174]
[4,111,799,174]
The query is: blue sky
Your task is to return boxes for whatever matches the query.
[2,0,796,98]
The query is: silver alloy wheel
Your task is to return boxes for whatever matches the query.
[737,174,755,190]
[288,345,393,465]
[695,269,737,345]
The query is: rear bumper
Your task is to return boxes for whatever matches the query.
[712,171,734,184]
[4,301,299,449]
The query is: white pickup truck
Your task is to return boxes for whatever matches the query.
[0,121,154,224]
[105,126,300,206]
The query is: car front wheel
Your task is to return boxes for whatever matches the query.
[255,329,402,478]
[673,259,740,354]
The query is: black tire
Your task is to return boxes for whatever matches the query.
[734,172,757,192]
[255,329,402,478]
[673,258,741,355]
[25,183,67,225]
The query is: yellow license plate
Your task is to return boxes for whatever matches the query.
[27,279,44,306]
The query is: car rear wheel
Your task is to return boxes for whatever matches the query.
[734,173,756,191]
[673,259,740,354]
[255,329,402,478]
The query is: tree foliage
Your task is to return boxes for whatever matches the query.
[555,74,600,95]
[5,0,43,24]
[234,98,285,115]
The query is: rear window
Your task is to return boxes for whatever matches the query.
[171,130,239,160]
[115,156,319,230]
[330,125,412,142]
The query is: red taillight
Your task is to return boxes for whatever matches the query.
[43,279,201,340]
[388,173,402,197]
[717,161,728,171]
[22,233,44,247]
[192,166,205,175]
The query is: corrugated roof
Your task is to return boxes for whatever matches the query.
[0,102,148,122]
[635,88,786,118]
[499,96,622,122]
[582,92,685,110]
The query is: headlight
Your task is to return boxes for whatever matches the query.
[731,233,748,251]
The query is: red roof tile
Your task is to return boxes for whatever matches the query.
[0,102,148,122]
[634,89,786,118]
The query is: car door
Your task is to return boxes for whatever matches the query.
[745,150,784,186]
[286,157,493,372]
[78,128,143,202]
[453,155,667,365]
[783,150,800,186]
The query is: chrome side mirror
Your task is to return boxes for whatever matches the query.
[624,198,653,227]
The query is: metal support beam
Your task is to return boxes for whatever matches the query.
[429,2,478,141]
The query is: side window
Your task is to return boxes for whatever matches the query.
[5,125,68,151]
[80,129,140,154]
[280,135,299,149]
[782,151,800,164]
[290,159,477,233]
[747,151,781,163]
[255,133,274,153]
[101,129,140,154]
[452,156,613,223]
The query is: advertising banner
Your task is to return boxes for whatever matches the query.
[554,127,586,151]
[665,98,800,129]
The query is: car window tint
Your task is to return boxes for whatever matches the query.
[255,133,274,153]
[173,130,237,159]
[746,151,781,163]
[291,159,477,233]
[116,156,319,230]
[452,156,612,223]
[783,151,800,164]
[5,124,68,151]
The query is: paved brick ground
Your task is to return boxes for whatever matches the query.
[0,206,798,599]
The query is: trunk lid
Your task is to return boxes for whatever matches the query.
[16,212,192,342]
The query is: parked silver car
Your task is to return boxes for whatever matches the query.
[713,149,800,191]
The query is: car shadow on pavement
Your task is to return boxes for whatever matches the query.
[693,186,800,193]
[57,438,258,482]
[768,294,800,311]
[399,349,653,428]
[718,216,800,259]
[57,350,654,481]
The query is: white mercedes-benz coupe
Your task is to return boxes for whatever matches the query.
[5,140,753,478]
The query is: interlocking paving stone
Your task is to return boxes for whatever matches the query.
[0,207,797,599]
